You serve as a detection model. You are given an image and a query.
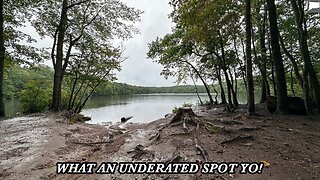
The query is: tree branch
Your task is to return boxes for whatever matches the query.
[67,0,88,9]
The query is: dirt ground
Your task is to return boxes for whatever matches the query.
[0,104,319,180]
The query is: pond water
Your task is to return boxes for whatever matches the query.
[82,93,247,124]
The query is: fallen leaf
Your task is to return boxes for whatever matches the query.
[261,160,270,167]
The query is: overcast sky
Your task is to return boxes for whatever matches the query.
[117,0,176,87]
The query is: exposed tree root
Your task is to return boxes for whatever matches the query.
[165,153,183,164]
[170,128,195,136]
[127,144,154,160]
[194,139,208,162]
[149,132,160,141]
[220,135,254,144]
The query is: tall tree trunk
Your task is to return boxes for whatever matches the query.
[51,0,68,111]
[229,68,239,107]
[218,33,234,108]
[258,7,269,103]
[246,0,255,114]
[217,65,227,104]
[267,28,277,96]
[0,0,5,117]
[290,0,320,112]
[234,39,247,92]
[266,0,289,113]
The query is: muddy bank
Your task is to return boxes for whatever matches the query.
[0,105,320,180]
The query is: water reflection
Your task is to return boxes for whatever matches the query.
[83,94,214,124]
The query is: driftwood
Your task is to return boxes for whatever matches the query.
[71,139,114,146]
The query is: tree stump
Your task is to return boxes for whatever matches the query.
[170,107,197,125]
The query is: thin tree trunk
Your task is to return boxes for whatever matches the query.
[218,33,234,108]
[182,60,214,104]
[279,35,303,89]
[212,85,219,104]
[217,65,227,104]
[246,0,255,114]
[290,67,296,96]
[233,66,238,99]
[267,28,277,96]
[266,0,289,113]
[76,83,100,113]
[0,0,5,117]
[68,74,78,110]
[228,68,239,107]
[234,39,247,92]
[190,74,203,105]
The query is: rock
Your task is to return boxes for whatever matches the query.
[267,96,277,113]
[288,96,307,115]
[267,96,307,115]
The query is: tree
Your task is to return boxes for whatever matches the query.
[245,0,255,115]
[33,0,142,111]
[147,30,215,104]
[66,41,122,113]
[0,0,4,117]
[0,0,42,117]
[266,0,289,113]
[168,0,242,109]
[289,0,320,113]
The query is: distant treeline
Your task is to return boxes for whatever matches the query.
[4,64,216,100]
[93,83,209,96]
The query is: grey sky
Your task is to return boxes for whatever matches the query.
[116,0,176,86]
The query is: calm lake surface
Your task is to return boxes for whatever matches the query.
[82,93,247,124]
[4,93,249,124]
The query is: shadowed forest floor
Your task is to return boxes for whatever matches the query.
[0,104,319,180]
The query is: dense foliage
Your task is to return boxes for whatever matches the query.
[148,0,320,114]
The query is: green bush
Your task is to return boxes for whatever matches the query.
[20,80,52,113]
